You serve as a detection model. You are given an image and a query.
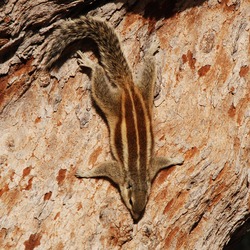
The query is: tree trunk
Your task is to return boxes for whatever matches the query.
[0,0,249,249]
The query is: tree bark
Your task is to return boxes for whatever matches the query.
[0,0,249,249]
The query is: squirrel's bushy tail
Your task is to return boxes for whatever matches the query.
[43,16,132,87]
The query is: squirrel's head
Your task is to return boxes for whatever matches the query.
[120,179,151,221]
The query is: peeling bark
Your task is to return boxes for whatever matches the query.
[0,0,249,249]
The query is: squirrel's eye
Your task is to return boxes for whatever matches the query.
[129,198,133,206]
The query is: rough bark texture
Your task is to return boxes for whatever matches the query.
[0,0,249,249]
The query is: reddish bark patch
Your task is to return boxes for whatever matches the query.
[1,189,21,209]
[57,121,62,126]
[0,59,34,113]
[0,228,8,242]
[0,184,9,198]
[24,233,42,250]
[182,50,196,70]
[239,65,249,77]
[77,202,83,211]
[44,191,52,201]
[164,191,188,220]
[187,50,196,70]
[55,242,64,249]
[54,212,60,220]
[34,117,41,124]
[229,86,235,94]
[233,137,240,151]
[154,187,168,203]
[176,229,187,249]
[213,163,230,182]
[88,146,102,166]
[219,0,240,11]
[122,14,140,35]
[228,104,236,118]
[158,134,165,141]
[235,95,250,125]
[182,54,188,64]
[155,167,175,186]
[23,166,32,178]
[214,46,232,84]
[24,177,33,190]
[185,147,198,159]
[164,227,180,249]
[198,65,211,77]
[57,169,67,185]
[163,198,174,214]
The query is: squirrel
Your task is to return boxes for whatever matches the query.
[43,16,184,222]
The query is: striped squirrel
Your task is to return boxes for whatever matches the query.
[43,16,184,221]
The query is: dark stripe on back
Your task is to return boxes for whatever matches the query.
[124,88,138,176]
[114,108,123,163]
[133,89,148,182]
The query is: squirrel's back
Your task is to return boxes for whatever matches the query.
[43,16,132,86]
